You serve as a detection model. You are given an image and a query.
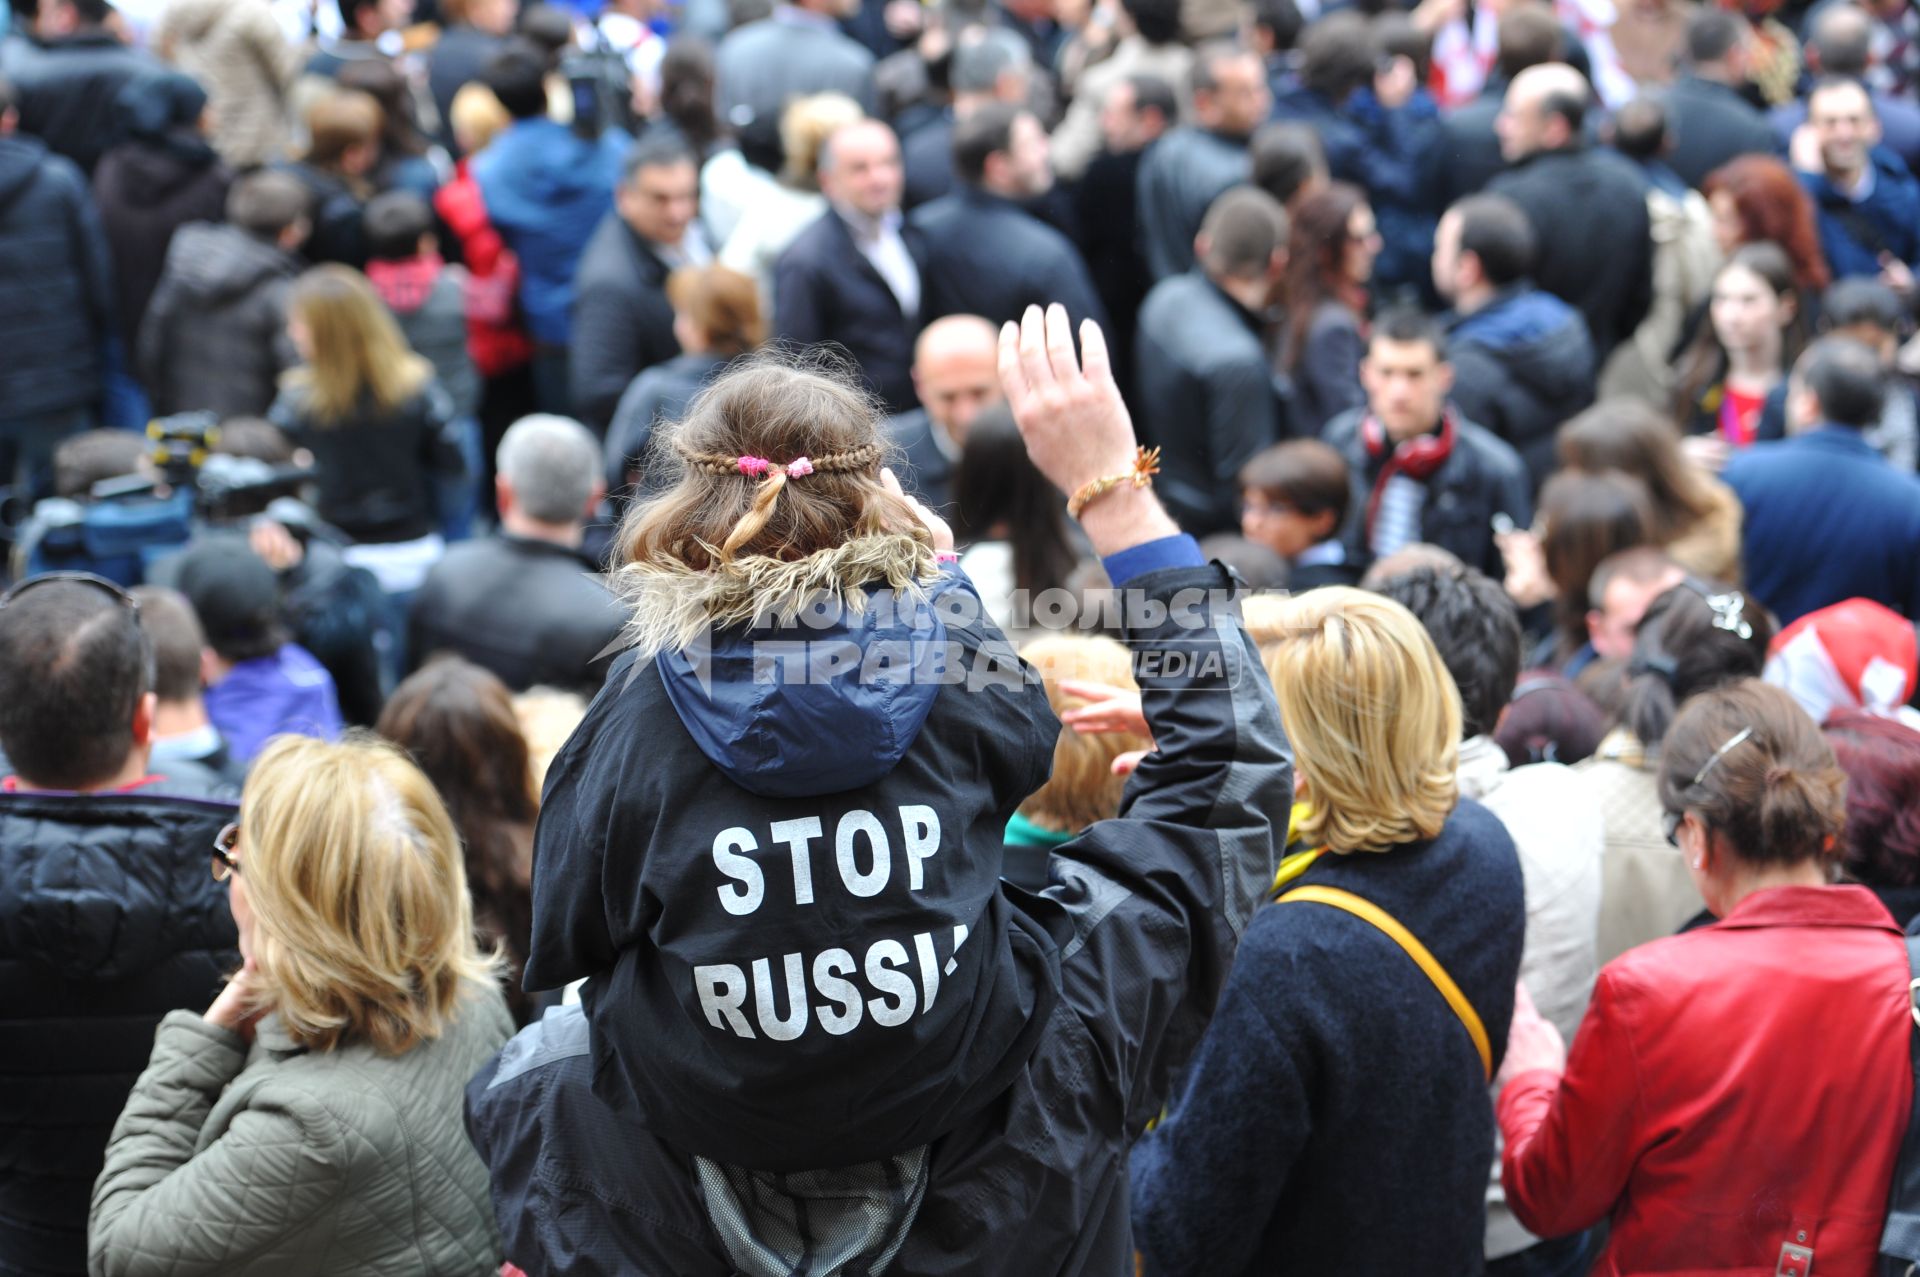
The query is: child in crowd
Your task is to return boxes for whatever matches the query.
[1238,438,1360,590]
[364,191,484,535]
[139,170,309,421]
[521,356,1063,1172]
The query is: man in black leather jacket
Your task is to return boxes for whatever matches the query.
[0,575,238,1277]
[409,414,628,696]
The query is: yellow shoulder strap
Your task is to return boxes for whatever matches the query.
[1277,884,1493,1081]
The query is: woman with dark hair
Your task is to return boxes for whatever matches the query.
[1824,709,1920,927]
[953,402,1084,636]
[1672,242,1809,449]
[377,655,541,1024]
[1574,579,1775,962]
[1702,154,1830,295]
[1557,399,1743,582]
[1503,469,1658,666]
[93,73,231,361]
[1500,678,1909,1275]
[605,264,767,496]
[1281,181,1380,433]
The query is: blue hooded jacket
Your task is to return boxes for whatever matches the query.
[473,120,628,345]
[524,555,1064,1172]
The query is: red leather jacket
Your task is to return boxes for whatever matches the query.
[1500,884,1911,1277]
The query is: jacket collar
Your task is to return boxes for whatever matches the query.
[499,530,595,568]
[1791,425,1882,458]
[1714,883,1901,934]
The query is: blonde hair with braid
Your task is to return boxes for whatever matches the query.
[616,354,927,570]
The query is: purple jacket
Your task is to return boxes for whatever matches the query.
[203,642,344,764]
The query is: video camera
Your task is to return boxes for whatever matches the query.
[9,413,315,585]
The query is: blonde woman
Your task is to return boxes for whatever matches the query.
[88,735,513,1276]
[1132,587,1526,1276]
[270,264,465,594]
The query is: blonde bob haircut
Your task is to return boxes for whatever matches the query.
[238,734,500,1055]
[780,92,865,189]
[1017,634,1147,834]
[284,264,433,424]
[1260,587,1462,854]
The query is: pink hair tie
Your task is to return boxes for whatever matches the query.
[786,456,815,478]
[736,455,771,477]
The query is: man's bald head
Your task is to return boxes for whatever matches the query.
[1497,62,1590,162]
[913,315,1002,447]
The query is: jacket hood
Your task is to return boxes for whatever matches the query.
[101,140,216,202]
[164,220,295,303]
[1449,288,1594,402]
[0,134,50,210]
[481,121,623,213]
[629,534,949,799]
[0,791,238,981]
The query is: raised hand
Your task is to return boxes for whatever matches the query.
[997,304,1179,556]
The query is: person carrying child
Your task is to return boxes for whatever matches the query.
[471,306,1293,1275]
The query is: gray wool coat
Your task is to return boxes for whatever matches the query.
[88,984,513,1277]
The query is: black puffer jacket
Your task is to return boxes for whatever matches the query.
[0,133,111,424]
[139,221,299,419]
[0,788,239,1277]
[0,32,158,175]
[1443,285,1597,487]
[269,379,463,544]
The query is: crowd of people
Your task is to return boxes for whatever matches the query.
[3,0,1920,1271]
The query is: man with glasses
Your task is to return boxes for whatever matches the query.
[0,574,238,1277]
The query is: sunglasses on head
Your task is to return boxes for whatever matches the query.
[0,571,141,616]
[213,822,242,882]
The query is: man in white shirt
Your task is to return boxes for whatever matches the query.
[774,118,925,413]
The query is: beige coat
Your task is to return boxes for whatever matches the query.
[157,0,304,170]
[1665,473,1743,585]
[1577,728,1707,967]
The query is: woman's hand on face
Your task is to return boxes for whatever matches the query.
[1495,527,1553,609]
[205,958,266,1043]
[881,467,955,553]
[1495,982,1567,1090]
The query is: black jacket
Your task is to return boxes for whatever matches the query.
[1443,285,1597,487]
[1075,148,1151,401]
[1135,127,1249,282]
[900,110,953,210]
[1323,405,1534,578]
[269,380,462,544]
[773,207,921,414]
[0,32,157,175]
[0,788,238,1277]
[1131,799,1526,1275]
[468,557,1293,1275]
[139,221,299,419]
[882,407,956,514]
[92,139,230,356]
[1659,74,1773,191]
[910,186,1107,332]
[1488,144,1651,361]
[1437,87,1506,208]
[408,533,629,696]
[605,351,733,491]
[1134,271,1285,536]
[0,133,111,423]
[570,212,681,432]
[273,159,366,268]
